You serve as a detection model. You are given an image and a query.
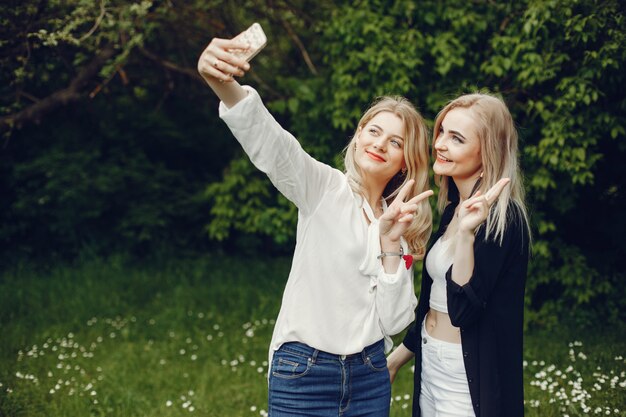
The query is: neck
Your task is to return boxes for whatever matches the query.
[452,174,482,202]
[364,193,384,215]
[362,175,388,210]
[363,191,385,218]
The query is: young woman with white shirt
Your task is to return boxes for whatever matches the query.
[198,36,433,416]
[387,93,531,417]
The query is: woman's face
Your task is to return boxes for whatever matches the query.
[355,111,406,184]
[433,108,482,181]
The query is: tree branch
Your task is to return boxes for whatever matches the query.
[138,47,204,81]
[79,0,107,42]
[264,0,317,75]
[0,46,117,135]
[279,16,318,75]
[139,47,282,99]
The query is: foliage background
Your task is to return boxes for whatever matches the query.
[1,0,625,328]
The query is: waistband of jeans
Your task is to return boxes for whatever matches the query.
[278,339,384,363]
[421,319,463,349]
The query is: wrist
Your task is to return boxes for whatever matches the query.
[456,229,475,243]
[387,357,399,373]
[377,246,404,260]
[380,237,401,252]
[387,344,413,370]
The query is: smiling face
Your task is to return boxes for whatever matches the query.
[433,107,482,183]
[354,111,406,186]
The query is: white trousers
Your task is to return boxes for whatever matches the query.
[420,321,475,417]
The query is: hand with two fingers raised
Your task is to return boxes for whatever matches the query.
[457,178,511,234]
[379,179,433,244]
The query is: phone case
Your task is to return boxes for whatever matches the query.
[232,23,267,62]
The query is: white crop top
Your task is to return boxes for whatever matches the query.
[425,237,454,313]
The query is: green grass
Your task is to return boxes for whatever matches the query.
[1,256,624,416]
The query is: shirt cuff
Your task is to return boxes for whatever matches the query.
[378,261,406,285]
[445,266,485,308]
[218,85,257,124]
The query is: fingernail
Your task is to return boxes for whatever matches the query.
[244,63,250,70]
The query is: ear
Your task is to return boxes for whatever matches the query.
[354,127,363,146]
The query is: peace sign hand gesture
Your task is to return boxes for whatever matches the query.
[379,179,433,244]
[458,178,510,234]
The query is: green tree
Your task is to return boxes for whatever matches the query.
[1,0,624,326]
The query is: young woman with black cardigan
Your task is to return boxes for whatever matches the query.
[387,93,531,417]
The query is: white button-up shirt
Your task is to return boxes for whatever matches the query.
[219,87,417,368]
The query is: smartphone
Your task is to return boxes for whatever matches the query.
[232,23,267,62]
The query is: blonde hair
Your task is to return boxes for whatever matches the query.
[343,96,432,259]
[433,93,531,244]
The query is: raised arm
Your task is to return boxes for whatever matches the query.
[197,36,342,215]
[452,178,510,286]
[445,178,529,328]
[197,37,251,108]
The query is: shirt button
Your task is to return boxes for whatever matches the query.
[475,403,480,408]
[422,338,427,344]
[468,378,473,383]
[463,351,469,357]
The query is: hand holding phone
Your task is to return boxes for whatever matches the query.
[231,23,267,62]
[197,22,266,89]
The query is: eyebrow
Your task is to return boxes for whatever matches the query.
[441,123,467,141]
[449,129,467,140]
[371,124,405,141]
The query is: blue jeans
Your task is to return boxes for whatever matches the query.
[268,339,390,416]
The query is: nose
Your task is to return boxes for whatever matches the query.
[373,136,387,150]
[434,137,446,150]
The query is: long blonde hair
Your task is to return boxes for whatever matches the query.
[433,93,531,244]
[344,96,432,259]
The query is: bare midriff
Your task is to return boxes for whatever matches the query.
[424,308,462,344]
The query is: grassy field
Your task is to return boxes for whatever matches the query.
[0,255,624,417]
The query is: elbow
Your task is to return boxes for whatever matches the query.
[446,281,485,328]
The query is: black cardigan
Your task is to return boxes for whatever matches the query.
[403,197,530,417]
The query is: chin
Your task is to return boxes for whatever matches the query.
[432,165,448,176]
